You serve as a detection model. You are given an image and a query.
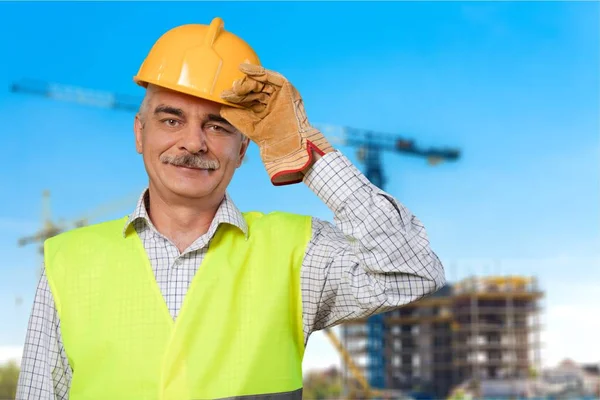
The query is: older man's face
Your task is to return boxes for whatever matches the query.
[134,85,249,202]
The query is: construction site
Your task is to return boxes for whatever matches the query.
[8,69,598,400]
[337,276,544,399]
[1,3,597,399]
[11,80,598,400]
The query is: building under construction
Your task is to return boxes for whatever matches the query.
[341,276,544,398]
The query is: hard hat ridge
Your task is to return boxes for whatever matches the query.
[133,17,260,108]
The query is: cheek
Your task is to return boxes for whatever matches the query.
[144,130,176,156]
[226,146,243,160]
[214,139,243,162]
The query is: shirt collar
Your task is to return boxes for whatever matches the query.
[122,188,248,240]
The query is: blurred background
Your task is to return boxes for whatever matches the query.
[0,1,598,399]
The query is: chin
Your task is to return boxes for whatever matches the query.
[164,174,221,199]
[167,183,219,200]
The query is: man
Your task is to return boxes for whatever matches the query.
[17,17,445,400]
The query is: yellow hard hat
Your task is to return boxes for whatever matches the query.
[133,17,260,108]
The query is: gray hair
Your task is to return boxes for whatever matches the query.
[137,84,156,127]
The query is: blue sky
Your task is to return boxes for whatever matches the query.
[0,2,598,371]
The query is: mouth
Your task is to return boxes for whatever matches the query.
[170,163,215,172]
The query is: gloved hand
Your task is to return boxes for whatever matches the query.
[220,64,334,186]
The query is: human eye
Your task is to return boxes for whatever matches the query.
[161,118,181,128]
[206,124,232,134]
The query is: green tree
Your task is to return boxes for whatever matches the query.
[528,367,539,378]
[303,367,343,400]
[0,361,20,400]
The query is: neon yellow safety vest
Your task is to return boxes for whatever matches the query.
[44,211,312,400]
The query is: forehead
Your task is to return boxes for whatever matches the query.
[148,86,222,116]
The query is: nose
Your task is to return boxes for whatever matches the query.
[178,125,208,154]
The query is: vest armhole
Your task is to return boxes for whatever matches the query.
[297,215,313,350]
[44,256,64,321]
[43,232,76,321]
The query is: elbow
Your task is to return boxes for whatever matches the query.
[427,251,447,294]
[433,269,447,293]
[407,249,446,297]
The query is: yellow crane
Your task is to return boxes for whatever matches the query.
[323,328,397,399]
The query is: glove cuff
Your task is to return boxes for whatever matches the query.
[264,130,334,186]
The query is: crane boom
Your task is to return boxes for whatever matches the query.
[17,190,140,255]
[10,79,140,112]
[10,79,461,172]
[343,127,460,161]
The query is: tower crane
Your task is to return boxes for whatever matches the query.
[10,78,461,396]
[14,188,139,310]
[17,190,62,256]
[17,189,140,257]
[10,79,140,113]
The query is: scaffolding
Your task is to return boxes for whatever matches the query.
[341,275,544,398]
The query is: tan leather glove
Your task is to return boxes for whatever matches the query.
[220,64,334,186]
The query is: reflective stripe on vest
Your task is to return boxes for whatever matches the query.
[44,211,311,400]
[215,388,303,400]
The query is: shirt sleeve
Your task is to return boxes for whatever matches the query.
[16,268,72,400]
[300,151,446,341]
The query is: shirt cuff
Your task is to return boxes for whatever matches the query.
[303,150,373,212]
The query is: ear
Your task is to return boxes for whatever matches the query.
[134,114,144,154]
[237,136,250,168]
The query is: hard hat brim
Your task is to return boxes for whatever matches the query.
[133,76,244,110]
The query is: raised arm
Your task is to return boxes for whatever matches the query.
[218,63,446,341]
[301,151,446,337]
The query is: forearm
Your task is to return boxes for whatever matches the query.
[302,151,445,332]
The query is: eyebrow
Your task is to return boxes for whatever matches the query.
[206,113,235,129]
[152,107,236,130]
[154,105,184,118]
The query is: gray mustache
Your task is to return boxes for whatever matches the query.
[161,153,220,170]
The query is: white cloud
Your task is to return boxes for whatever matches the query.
[0,346,22,366]
[542,283,600,367]
[303,330,342,373]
